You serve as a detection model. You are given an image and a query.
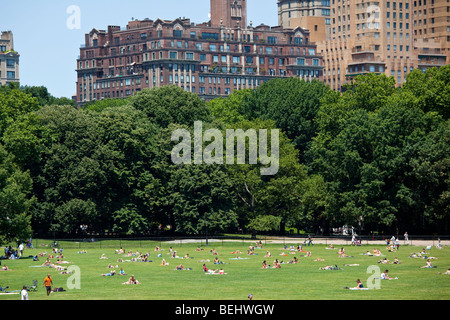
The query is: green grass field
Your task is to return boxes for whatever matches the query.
[1,240,449,300]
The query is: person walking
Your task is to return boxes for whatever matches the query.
[18,243,24,257]
[21,286,28,300]
[307,235,314,246]
[43,274,53,296]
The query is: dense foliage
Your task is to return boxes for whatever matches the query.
[0,66,448,242]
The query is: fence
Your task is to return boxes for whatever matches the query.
[8,234,449,251]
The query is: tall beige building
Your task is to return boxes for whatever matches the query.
[0,31,20,86]
[412,0,450,72]
[306,0,449,91]
[278,0,331,43]
[317,0,420,91]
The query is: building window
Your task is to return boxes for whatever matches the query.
[267,37,277,44]
[202,32,219,40]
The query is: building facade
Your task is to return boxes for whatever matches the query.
[412,0,450,72]
[75,0,324,104]
[0,31,20,86]
[278,0,331,43]
[282,0,449,91]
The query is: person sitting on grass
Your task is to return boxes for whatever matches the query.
[119,268,127,276]
[273,259,281,268]
[344,279,364,290]
[42,258,52,266]
[122,275,139,285]
[176,264,185,270]
[381,269,397,280]
[378,258,389,264]
[421,259,436,268]
[337,248,352,258]
[1,265,10,271]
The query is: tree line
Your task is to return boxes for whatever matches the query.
[0,66,448,243]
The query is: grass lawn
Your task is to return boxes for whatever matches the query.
[0,240,449,300]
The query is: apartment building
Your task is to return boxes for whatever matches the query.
[317,0,419,91]
[75,0,324,104]
[412,0,450,72]
[278,0,332,44]
[0,31,20,86]
[282,0,449,91]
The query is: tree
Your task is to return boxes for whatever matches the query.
[0,88,40,137]
[403,65,450,119]
[129,86,211,128]
[0,145,34,244]
[310,71,449,234]
[225,119,308,234]
[240,78,330,164]
[207,89,252,124]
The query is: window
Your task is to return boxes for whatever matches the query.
[7,71,15,79]
[267,37,277,44]
[202,32,219,40]
[186,52,194,60]
[6,59,15,68]
[169,51,178,59]
[173,30,183,38]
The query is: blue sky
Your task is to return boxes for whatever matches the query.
[1,0,279,98]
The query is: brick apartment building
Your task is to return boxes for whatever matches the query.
[0,31,20,86]
[75,0,324,104]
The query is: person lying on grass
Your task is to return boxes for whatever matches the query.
[320,265,342,270]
